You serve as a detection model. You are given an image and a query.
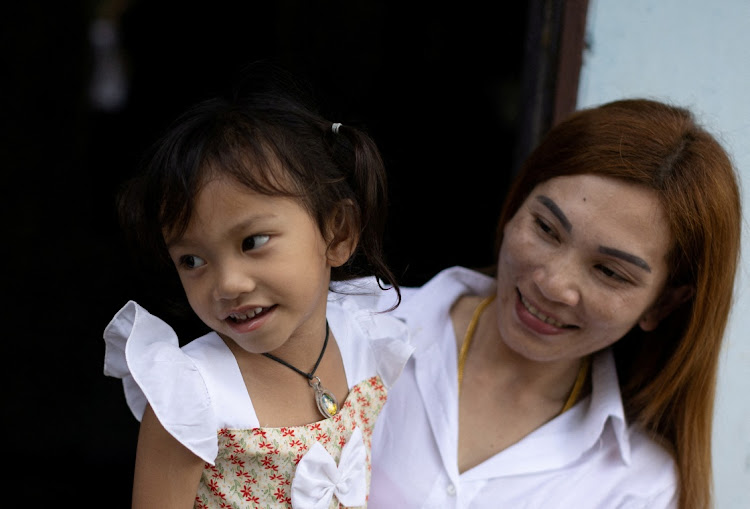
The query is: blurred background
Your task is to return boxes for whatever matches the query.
[5,1,747,507]
[6,1,532,504]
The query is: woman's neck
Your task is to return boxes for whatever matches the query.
[453,294,586,407]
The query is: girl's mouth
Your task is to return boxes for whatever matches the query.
[227,305,273,323]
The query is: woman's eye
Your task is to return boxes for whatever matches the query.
[597,264,627,283]
[242,234,270,251]
[179,254,206,269]
[534,217,556,238]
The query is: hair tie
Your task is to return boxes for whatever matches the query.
[331,122,342,134]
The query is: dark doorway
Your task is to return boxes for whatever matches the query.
[6,0,587,504]
[90,1,529,287]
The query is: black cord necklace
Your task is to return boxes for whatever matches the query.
[262,320,338,419]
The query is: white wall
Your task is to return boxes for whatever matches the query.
[576,1,750,507]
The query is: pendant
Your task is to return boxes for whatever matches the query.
[310,376,338,419]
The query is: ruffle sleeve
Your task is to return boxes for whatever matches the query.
[103,301,219,464]
[328,279,415,388]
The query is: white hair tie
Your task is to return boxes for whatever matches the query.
[331,123,342,134]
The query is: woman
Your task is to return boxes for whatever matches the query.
[369,98,741,509]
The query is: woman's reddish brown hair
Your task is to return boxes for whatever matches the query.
[493,98,741,509]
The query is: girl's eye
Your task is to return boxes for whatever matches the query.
[596,264,628,283]
[242,234,270,252]
[179,254,206,269]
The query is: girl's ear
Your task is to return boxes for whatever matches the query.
[639,285,694,331]
[325,199,358,268]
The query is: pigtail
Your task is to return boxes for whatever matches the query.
[328,122,401,309]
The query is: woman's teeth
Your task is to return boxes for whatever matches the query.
[229,307,264,322]
[520,295,566,328]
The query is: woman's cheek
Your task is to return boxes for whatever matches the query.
[501,222,537,269]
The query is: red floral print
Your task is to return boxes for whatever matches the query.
[193,376,387,508]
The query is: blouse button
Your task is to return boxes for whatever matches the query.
[446,484,456,496]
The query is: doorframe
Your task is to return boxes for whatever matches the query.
[513,0,589,175]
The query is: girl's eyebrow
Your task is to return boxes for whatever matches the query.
[598,246,652,272]
[165,236,188,250]
[166,213,278,249]
[536,195,572,232]
[226,213,278,236]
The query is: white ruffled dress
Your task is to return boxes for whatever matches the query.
[103,284,412,509]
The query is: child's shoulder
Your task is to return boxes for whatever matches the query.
[327,278,414,389]
[328,276,400,313]
[103,300,230,463]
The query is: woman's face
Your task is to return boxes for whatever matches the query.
[496,174,673,361]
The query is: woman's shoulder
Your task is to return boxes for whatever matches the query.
[609,424,679,506]
[626,425,678,476]
[588,351,678,489]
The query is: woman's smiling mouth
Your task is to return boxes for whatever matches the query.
[519,291,577,329]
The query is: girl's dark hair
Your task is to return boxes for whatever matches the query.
[118,64,400,319]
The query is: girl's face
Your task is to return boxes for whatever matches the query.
[495,174,673,362]
[165,175,341,355]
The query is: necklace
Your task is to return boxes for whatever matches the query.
[457,295,590,416]
[262,321,338,419]
[457,295,496,389]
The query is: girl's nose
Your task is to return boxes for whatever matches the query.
[212,262,255,301]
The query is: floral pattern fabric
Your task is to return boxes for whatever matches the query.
[194,375,387,509]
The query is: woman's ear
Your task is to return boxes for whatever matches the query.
[639,285,694,331]
[325,199,358,268]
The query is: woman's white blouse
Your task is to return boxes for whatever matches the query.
[368,266,678,509]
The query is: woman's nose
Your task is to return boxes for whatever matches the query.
[533,254,581,307]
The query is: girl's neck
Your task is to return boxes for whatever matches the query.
[225,330,350,427]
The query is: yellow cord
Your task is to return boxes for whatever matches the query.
[456,294,590,416]
[560,355,590,414]
[457,295,496,391]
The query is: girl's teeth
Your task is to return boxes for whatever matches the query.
[230,307,265,321]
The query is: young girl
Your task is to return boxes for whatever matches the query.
[103,68,412,508]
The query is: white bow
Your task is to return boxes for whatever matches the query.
[291,426,367,508]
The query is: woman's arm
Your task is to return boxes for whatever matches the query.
[131,404,206,508]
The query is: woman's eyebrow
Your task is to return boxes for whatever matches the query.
[536,195,572,232]
[598,246,652,272]
[534,194,652,273]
